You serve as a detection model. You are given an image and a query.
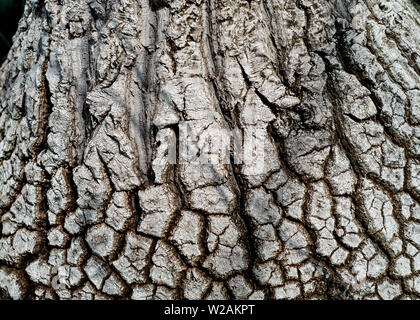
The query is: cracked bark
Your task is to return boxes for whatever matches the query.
[0,0,419,300]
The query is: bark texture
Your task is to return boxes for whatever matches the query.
[0,0,419,300]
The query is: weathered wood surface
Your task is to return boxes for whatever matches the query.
[0,0,419,299]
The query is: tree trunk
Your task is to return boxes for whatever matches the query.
[0,0,419,300]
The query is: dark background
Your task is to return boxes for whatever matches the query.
[0,0,25,63]
[0,0,419,64]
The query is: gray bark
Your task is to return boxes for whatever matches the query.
[0,0,419,300]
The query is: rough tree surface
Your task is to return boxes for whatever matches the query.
[0,0,419,300]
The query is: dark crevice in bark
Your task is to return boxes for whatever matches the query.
[320,22,417,298]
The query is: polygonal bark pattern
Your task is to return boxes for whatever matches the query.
[0,0,419,300]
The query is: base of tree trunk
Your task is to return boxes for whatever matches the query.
[0,0,419,300]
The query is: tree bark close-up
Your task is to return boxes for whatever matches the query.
[0,0,419,300]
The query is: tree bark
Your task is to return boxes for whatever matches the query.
[0,0,419,300]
